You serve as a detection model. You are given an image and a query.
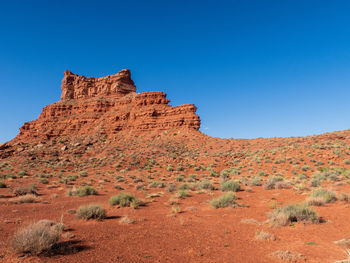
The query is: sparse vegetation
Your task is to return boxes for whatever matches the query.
[210,192,237,208]
[12,220,62,255]
[76,204,106,220]
[269,203,319,226]
[109,193,138,207]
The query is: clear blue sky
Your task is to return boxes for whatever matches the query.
[1,0,350,143]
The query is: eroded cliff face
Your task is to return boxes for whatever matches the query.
[61,69,136,100]
[15,69,200,141]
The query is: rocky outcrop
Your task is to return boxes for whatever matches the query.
[15,69,200,141]
[61,69,136,100]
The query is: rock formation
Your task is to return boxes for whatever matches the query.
[15,69,200,141]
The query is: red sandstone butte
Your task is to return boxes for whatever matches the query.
[17,69,200,140]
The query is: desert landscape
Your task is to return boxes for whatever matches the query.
[1,69,350,262]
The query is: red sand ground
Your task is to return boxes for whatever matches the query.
[1,70,350,262]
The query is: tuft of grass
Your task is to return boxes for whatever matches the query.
[210,192,237,208]
[12,220,62,255]
[149,181,165,188]
[68,186,97,197]
[109,193,138,207]
[198,179,215,190]
[220,180,241,192]
[249,176,261,186]
[177,190,190,199]
[255,230,276,241]
[269,203,319,226]
[306,196,326,206]
[13,185,37,196]
[76,204,106,220]
[310,188,336,203]
[11,194,40,204]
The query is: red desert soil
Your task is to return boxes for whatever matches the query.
[1,70,350,262]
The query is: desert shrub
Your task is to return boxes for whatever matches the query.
[305,196,326,206]
[73,186,97,197]
[263,176,284,190]
[76,204,106,220]
[11,194,40,204]
[220,180,241,192]
[13,185,37,196]
[40,178,49,184]
[12,220,62,255]
[249,176,261,186]
[275,181,291,189]
[179,183,190,190]
[166,183,177,193]
[176,175,185,182]
[310,177,321,187]
[198,179,215,190]
[149,181,165,188]
[210,192,237,208]
[255,230,276,240]
[310,188,336,203]
[109,193,138,207]
[0,181,6,188]
[269,203,319,226]
[177,190,189,199]
[79,171,88,177]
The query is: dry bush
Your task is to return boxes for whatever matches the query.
[273,250,303,261]
[12,220,63,255]
[306,196,326,206]
[13,185,37,196]
[119,216,135,224]
[275,181,291,189]
[11,194,40,204]
[76,204,106,220]
[269,203,319,227]
[334,239,350,248]
[255,230,276,241]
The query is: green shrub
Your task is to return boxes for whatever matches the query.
[149,181,165,188]
[76,186,97,197]
[40,178,49,184]
[220,180,241,192]
[310,188,336,203]
[177,190,189,199]
[109,193,138,207]
[76,204,106,220]
[198,179,215,190]
[249,176,261,186]
[0,181,6,188]
[210,192,237,208]
[269,203,319,226]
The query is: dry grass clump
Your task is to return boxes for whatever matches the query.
[255,230,276,241]
[11,194,40,204]
[220,180,241,192]
[13,185,37,196]
[310,188,336,203]
[12,220,63,255]
[273,250,303,261]
[109,192,138,208]
[269,203,319,226]
[119,216,135,224]
[198,179,215,190]
[306,196,326,206]
[210,192,237,208]
[76,204,106,220]
[67,186,97,197]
